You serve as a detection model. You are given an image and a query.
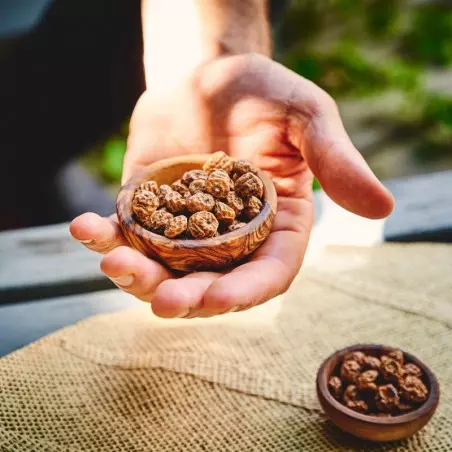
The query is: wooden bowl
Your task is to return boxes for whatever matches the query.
[116,154,277,272]
[316,344,440,442]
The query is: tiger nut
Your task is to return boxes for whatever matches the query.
[225,191,244,215]
[182,169,207,186]
[362,356,381,371]
[189,179,206,194]
[214,201,236,225]
[164,215,188,238]
[340,360,361,383]
[344,351,366,366]
[244,196,263,220]
[139,180,159,195]
[328,376,343,400]
[403,363,423,378]
[400,376,428,403]
[165,191,187,213]
[203,151,234,175]
[376,384,399,412]
[186,192,215,213]
[235,172,264,199]
[356,370,379,393]
[388,350,404,365]
[188,211,219,239]
[159,185,172,204]
[132,190,159,221]
[343,385,369,413]
[171,179,190,197]
[205,170,232,199]
[381,358,404,385]
[147,209,173,233]
[233,159,258,178]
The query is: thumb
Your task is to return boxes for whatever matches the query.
[199,53,394,220]
[299,98,395,219]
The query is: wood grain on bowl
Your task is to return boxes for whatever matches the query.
[316,344,440,442]
[116,155,277,272]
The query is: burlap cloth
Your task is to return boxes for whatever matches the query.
[1,243,451,451]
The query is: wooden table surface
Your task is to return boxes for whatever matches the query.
[1,170,451,357]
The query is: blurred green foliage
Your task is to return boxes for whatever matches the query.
[279,0,452,173]
[90,0,452,186]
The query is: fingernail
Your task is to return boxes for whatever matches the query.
[110,275,134,287]
[79,239,93,244]
[174,309,190,319]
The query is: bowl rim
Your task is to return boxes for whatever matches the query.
[117,154,278,249]
[316,343,440,425]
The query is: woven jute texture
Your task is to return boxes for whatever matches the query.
[0,243,451,451]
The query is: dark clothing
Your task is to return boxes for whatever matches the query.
[0,0,288,230]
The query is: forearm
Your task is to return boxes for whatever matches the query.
[141,0,271,91]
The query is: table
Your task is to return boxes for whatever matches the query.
[1,170,451,358]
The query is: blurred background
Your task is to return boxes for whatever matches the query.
[1,0,451,229]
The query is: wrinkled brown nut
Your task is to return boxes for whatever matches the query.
[346,400,369,414]
[164,215,188,238]
[182,169,207,186]
[403,363,423,378]
[362,356,381,371]
[188,211,219,239]
[214,201,236,225]
[235,172,264,199]
[328,376,343,400]
[343,385,369,413]
[376,384,400,413]
[233,159,258,177]
[343,385,360,404]
[132,190,159,221]
[400,376,428,404]
[159,185,172,204]
[244,196,263,220]
[381,358,404,385]
[165,191,187,213]
[205,170,232,199]
[189,179,206,194]
[186,192,215,213]
[147,209,173,233]
[380,355,391,365]
[227,221,247,232]
[356,370,379,393]
[388,350,404,365]
[225,191,244,215]
[203,151,234,174]
[171,179,190,197]
[397,402,414,413]
[139,180,159,195]
[340,360,362,383]
[344,351,366,365]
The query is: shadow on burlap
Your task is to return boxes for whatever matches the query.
[0,243,451,451]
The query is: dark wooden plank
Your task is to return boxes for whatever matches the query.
[383,170,452,243]
[0,223,114,304]
[0,289,141,357]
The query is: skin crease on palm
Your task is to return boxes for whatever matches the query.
[70,53,395,319]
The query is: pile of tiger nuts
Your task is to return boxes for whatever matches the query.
[131,151,265,239]
[328,349,429,416]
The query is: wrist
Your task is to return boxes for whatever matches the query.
[142,0,271,96]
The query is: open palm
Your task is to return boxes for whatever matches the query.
[70,54,394,318]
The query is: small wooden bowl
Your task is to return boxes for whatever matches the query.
[116,154,277,272]
[316,344,440,442]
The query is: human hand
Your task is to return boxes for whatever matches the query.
[70,53,394,318]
